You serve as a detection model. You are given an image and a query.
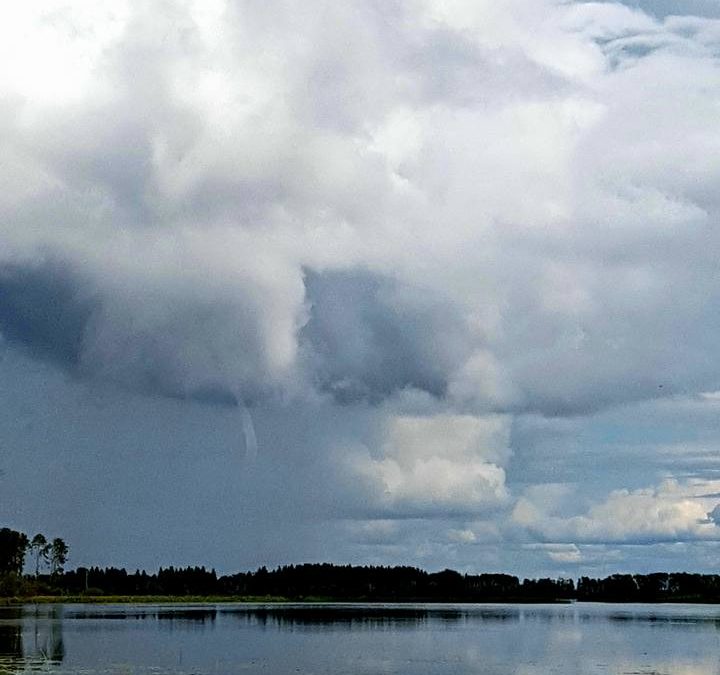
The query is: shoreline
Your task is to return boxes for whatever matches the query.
[0,595,291,606]
[3,596,719,606]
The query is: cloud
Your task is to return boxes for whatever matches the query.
[527,543,582,564]
[446,528,478,544]
[513,479,720,544]
[0,232,307,404]
[0,259,96,367]
[2,0,720,421]
[619,0,720,20]
[301,269,468,403]
[345,413,511,517]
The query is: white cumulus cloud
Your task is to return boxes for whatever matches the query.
[513,479,720,544]
[346,413,511,516]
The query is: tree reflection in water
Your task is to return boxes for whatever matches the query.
[0,605,64,673]
[225,604,524,630]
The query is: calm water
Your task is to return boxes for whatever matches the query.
[2,602,720,674]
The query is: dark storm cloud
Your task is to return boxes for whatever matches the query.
[0,257,244,407]
[0,260,94,367]
[0,260,467,408]
[302,269,465,403]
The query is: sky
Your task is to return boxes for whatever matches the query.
[2,0,720,578]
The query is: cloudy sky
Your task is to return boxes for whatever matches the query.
[2,0,720,578]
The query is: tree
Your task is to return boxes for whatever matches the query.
[30,533,49,577]
[0,528,29,575]
[49,538,68,576]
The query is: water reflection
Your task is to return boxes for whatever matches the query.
[49,602,720,630]
[0,605,64,673]
[64,607,217,623]
[223,604,528,629]
[221,603,720,630]
[60,604,527,628]
[2,603,720,675]
[231,605,448,628]
[0,622,22,664]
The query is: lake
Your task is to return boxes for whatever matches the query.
[2,602,720,674]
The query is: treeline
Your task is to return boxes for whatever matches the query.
[60,564,574,601]
[63,566,220,596]
[43,565,720,602]
[58,566,720,603]
[577,573,720,602]
[5,526,720,602]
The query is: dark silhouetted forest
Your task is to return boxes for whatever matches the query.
[4,527,720,602]
[61,564,576,601]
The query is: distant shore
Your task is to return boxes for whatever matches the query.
[0,594,292,606]
[4,595,720,606]
[1,595,574,605]
[5,555,720,605]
